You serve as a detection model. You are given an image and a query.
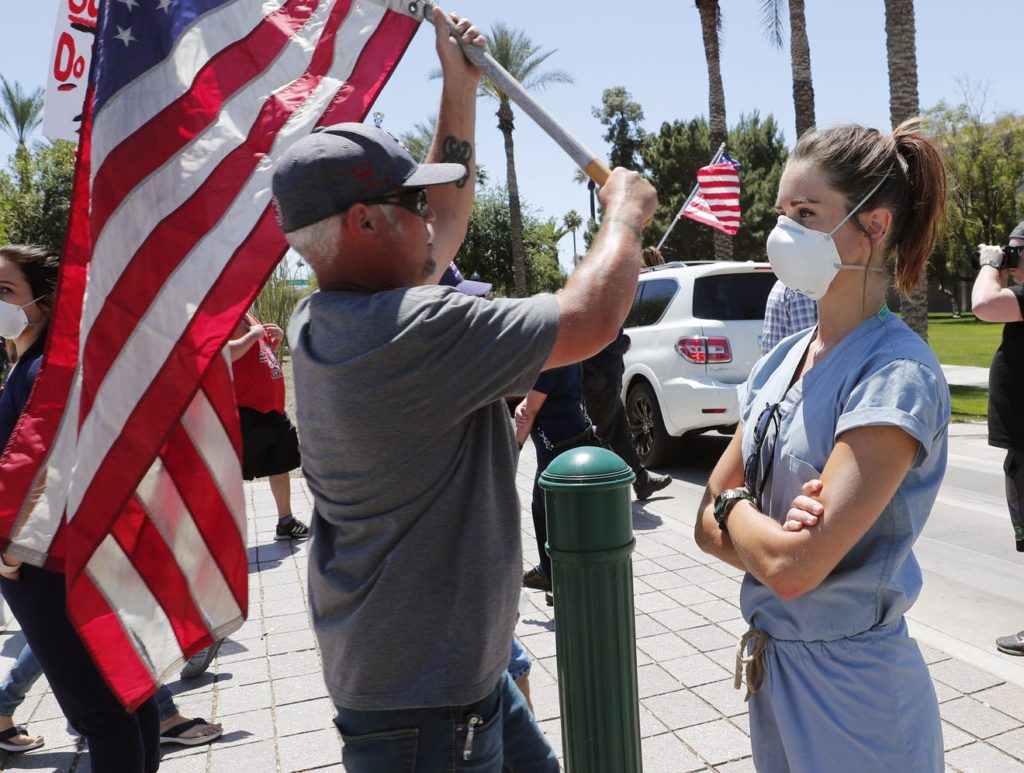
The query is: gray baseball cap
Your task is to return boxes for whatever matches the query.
[1011,221,1024,242]
[272,123,467,233]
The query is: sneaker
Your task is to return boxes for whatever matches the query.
[522,567,552,592]
[275,516,310,540]
[180,638,224,679]
[634,471,672,500]
[996,631,1024,656]
[545,593,554,607]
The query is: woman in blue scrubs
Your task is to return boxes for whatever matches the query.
[695,121,951,772]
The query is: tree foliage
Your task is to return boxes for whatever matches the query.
[456,184,565,296]
[640,112,787,262]
[398,115,436,163]
[0,141,77,250]
[478,22,573,297]
[562,208,583,264]
[0,77,44,148]
[593,87,647,172]
[926,100,1024,311]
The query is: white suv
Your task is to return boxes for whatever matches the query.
[622,261,777,466]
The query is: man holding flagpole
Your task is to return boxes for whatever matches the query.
[275,7,657,769]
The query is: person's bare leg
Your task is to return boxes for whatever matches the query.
[269,472,292,521]
[270,472,308,539]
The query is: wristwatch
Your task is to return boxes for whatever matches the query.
[981,258,1002,270]
[713,488,756,532]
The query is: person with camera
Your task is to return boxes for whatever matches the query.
[971,221,1024,655]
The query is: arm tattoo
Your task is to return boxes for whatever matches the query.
[441,135,473,188]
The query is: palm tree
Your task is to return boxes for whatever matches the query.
[479,23,573,297]
[760,0,816,139]
[694,0,732,260]
[563,209,583,264]
[884,0,927,341]
[0,76,44,148]
[398,114,437,163]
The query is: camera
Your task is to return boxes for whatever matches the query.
[972,244,1023,271]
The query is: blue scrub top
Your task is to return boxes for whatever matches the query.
[739,308,950,641]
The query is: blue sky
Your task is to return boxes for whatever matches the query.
[2,1,1022,271]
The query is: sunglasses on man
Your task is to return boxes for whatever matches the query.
[361,188,430,218]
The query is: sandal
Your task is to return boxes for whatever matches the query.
[159,717,222,747]
[0,725,44,753]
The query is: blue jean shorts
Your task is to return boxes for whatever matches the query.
[508,637,531,681]
[335,672,557,772]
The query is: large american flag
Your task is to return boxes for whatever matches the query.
[0,0,418,709]
[681,154,741,236]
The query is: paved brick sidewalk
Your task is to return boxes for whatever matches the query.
[5,454,1024,771]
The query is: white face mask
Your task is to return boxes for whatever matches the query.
[0,296,43,340]
[766,172,890,300]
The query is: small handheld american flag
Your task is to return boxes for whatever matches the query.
[681,153,742,236]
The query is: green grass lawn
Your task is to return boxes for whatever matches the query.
[925,313,998,423]
[926,313,1001,367]
[949,385,988,423]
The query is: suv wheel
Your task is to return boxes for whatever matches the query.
[626,382,678,467]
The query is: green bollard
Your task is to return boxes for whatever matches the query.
[540,446,642,773]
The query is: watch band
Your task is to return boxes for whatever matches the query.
[714,488,756,532]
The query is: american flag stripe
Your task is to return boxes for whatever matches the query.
[82,2,352,372]
[682,160,742,236]
[79,3,392,412]
[90,0,304,163]
[89,0,334,233]
[3,0,419,708]
[74,4,394,509]
[0,79,96,568]
[66,571,164,705]
[69,211,281,554]
[69,358,246,690]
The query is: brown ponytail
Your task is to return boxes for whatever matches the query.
[790,118,949,295]
[888,120,949,294]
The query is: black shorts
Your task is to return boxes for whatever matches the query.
[238,407,301,480]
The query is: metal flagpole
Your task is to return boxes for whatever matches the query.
[655,142,726,251]
[370,0,613,185]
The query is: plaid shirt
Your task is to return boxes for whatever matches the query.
[760,280,818,354]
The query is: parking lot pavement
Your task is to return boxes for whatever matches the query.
[5,450,1024,771]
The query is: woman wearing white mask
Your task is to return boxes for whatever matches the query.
[695,121,950,772]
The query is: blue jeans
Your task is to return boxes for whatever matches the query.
[0,644,42,717]
[335,672,559,772]
[0,643,178,722]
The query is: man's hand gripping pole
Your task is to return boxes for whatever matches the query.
[368,0,612,186]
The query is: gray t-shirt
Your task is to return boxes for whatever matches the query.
[288,285,560,710]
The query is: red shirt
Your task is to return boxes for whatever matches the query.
[232,316,285,414]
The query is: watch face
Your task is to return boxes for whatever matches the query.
[715,489,741,522]
[715,488,753,526]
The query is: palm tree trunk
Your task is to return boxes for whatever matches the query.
[884,0,927,341]
[695,0,732,261]
[789,0,815,139]
[498,100,528,297]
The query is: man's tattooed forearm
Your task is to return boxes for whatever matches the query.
[441,136,473,188]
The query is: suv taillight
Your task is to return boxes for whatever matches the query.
[675,336,732,364]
